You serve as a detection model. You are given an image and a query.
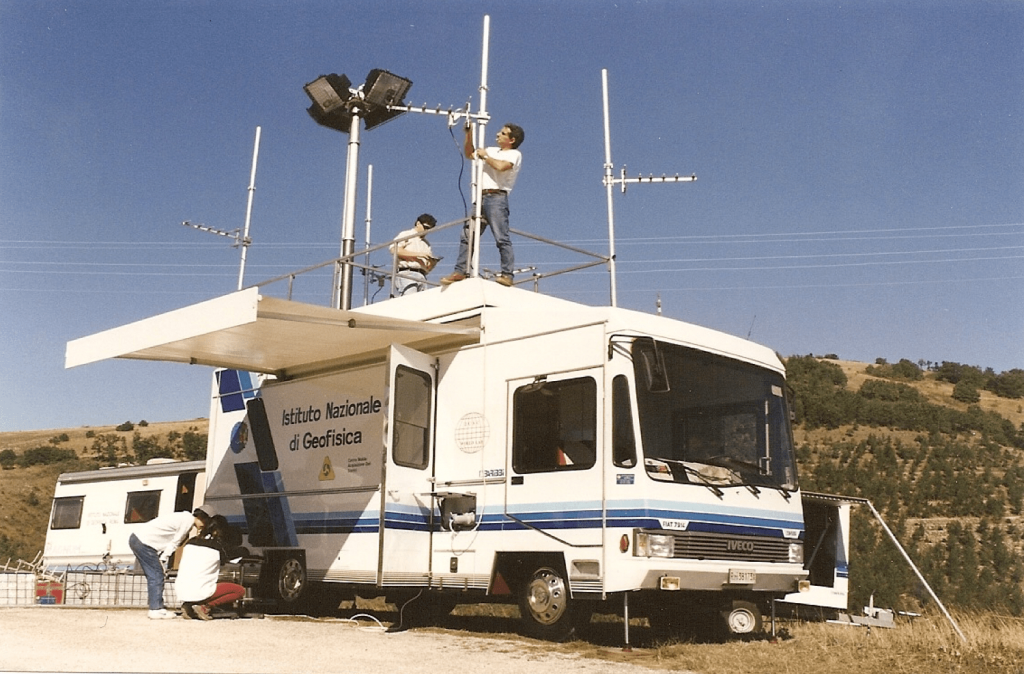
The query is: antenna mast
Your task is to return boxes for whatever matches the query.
[601,70,696,307]
[181,125,262,291]
[468,15,491,279]
[238,126,261,290]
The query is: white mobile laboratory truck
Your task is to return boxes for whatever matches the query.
[66,279,810,639]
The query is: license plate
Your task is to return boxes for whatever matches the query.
[729,569,756,584]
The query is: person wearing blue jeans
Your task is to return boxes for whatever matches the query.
[128,508,210,619]
[441,123,524,287]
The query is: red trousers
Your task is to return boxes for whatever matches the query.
[203,582,245,609]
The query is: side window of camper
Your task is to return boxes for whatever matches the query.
[392,365,432,469]
[513,376,597,473]
[612,375,637,468]
[124,490,161,524]
[51,496,85,530]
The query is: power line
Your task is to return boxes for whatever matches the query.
[2,221,1021,248]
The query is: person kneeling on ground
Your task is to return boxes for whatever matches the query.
[175,515,246,620]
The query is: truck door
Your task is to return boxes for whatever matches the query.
[505,369,604,547]
[379,344,437,585]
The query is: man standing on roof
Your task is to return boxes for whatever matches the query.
[389,213,439,296]
[128,508,210,619]
[441,122,524,288]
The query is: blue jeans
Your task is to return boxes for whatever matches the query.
[129,533,165,610]
[395,269,426,296]
[454,192,514,277]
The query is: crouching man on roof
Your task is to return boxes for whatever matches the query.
[389,213,440,296]
[176,515,246,620]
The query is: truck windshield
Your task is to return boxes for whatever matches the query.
[632,339,798,492]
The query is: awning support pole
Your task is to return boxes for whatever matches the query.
[865,500,966,643]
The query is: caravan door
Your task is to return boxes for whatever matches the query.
[506,368,604,547]
[379,345,437,586]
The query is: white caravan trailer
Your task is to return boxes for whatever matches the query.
[66,281,809,638]
[42,459,206,571]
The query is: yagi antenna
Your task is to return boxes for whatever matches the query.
[181,126,262,291]
[601,69,696,308]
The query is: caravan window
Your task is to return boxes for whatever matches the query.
[513,376,597,473]
[51,496,84,530]
[392,365,432,469]
[124,490,161,524]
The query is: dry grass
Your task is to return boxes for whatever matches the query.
[565,612,1024,674]
[353,601,1024,674]
[0,418,207,456]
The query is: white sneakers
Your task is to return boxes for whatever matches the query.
[147,608,175,620]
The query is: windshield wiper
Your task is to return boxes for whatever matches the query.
[700,455,761,496]
[703,456,795,500]
[645,458,724,498]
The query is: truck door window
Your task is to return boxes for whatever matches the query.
[124,490,161,524]
[513,377,596,473]
[51,496,85,530]
[392,365,432,469]
[612,375,637,468]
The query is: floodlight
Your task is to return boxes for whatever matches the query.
[304,74,355,132]
[304,74,352,112]
[363,69,413,107]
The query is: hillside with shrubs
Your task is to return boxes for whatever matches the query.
[0,419,207,564]
[787,355,1024,616]
[3,357,1024,621]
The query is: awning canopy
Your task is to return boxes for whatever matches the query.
[66,287,480,379]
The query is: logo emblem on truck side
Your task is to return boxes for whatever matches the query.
[320,456,336,481]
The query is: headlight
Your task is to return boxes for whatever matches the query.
[788,542,804,564]
[635,532,674,558]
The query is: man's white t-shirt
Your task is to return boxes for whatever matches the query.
[389,228,434,271]
[481,147,522,193]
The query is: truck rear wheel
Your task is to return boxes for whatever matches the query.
[517,565,574,641]
[274,555,308,608]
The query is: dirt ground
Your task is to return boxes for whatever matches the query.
[0,606,680,674]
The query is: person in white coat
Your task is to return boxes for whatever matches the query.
[128,508,211,619]
[176,515,246,620]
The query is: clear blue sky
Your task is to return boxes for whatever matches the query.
[2,1,1022,432]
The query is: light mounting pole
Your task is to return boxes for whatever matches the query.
[304,70,413,309]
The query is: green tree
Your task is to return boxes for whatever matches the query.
[18,446,77,467]
[987,369,1024,399]
[131,431,166,465]
[90,433,129,465]
[952,380,980,404]
[181,428,208,461]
